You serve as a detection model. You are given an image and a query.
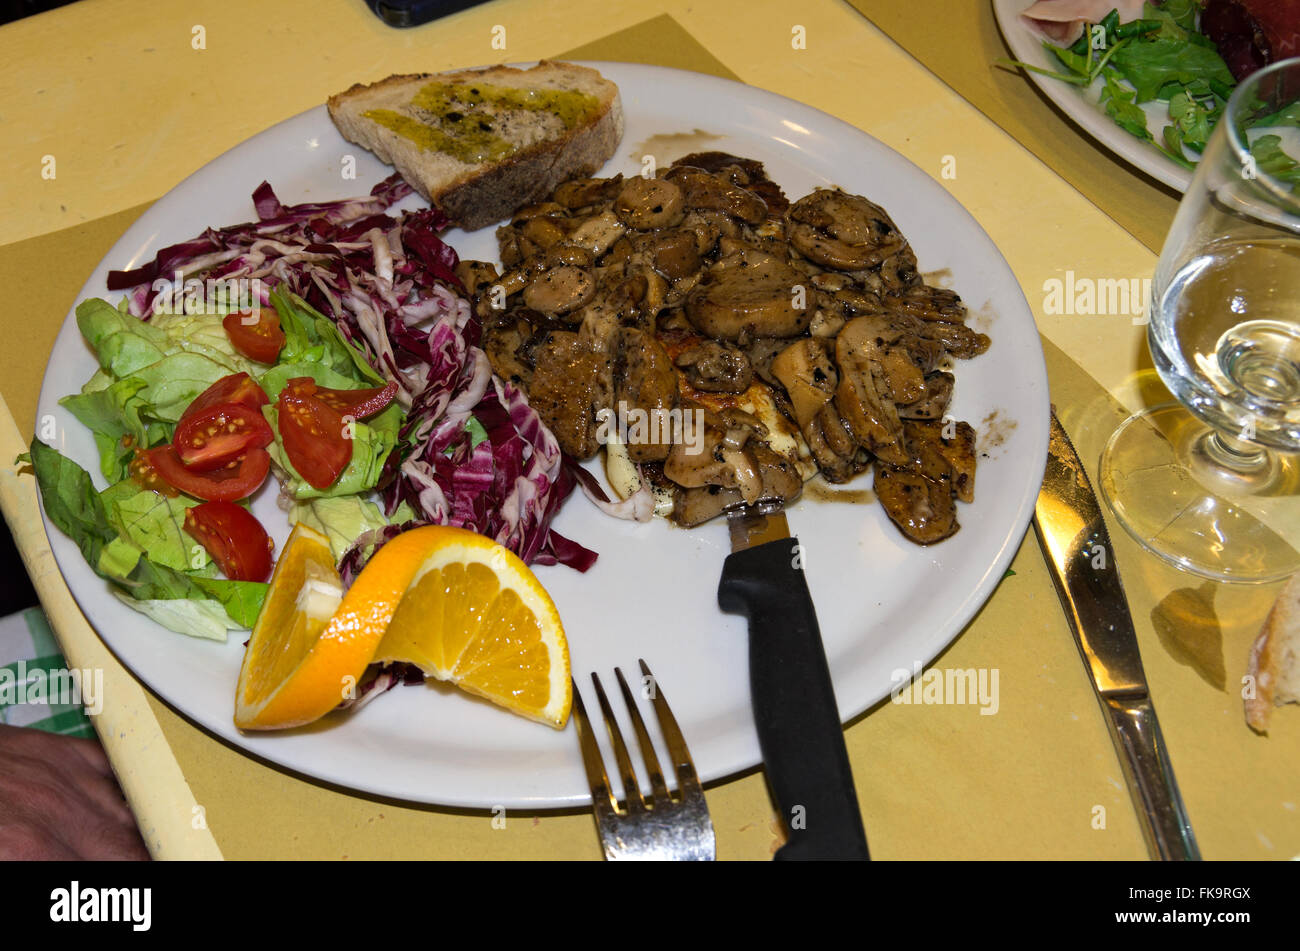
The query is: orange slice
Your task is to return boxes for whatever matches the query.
[234,523,445,730]
[373,526,571,728]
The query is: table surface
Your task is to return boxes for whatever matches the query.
[2,0,1297,860]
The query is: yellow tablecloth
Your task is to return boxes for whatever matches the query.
[1,0,1296,860]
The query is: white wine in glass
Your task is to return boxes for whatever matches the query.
[1101,59,1300,583]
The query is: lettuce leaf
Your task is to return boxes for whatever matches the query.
[25,439,267,639]
[289,495,415,562]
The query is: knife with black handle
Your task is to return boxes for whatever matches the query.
[718,502,870,861]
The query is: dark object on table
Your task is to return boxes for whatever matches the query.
[0,0,80,26]
[365,0,492,28]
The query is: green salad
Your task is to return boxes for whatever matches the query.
[1002,1,1300,180]
[25,288,409,641]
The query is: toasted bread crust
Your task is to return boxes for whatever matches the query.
[327,62,623,231]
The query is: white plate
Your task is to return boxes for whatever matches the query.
[36,62,1049,808]
[993,0,1193,192]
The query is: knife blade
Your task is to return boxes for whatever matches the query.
[717,499,870,861]
[1033,412,1200,861]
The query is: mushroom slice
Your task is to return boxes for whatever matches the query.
[910,320,991,360]
[685,247,812,341]
[897,372,954,421]
[834,316,909,465]
[568,210,627,257]
[520,216,567,251]
[675,340,753,394]
[526,330,613,460]
[614,177,686,230]
[906,419,976,503]
[553,175,624,210]
[523,265,596,316]
[546,244,595,269]
[889,283,967,323]
[511,201,567,223]
[663,410,765,505]
[786,189,910,272]
[455,260,500,297]
[770,338,836,428]
[632,229,701,281]
[670,443,803,527]
[873,460,959,544]
[614,327,679,464]
[664,167,767,224]
[481,310,536,388]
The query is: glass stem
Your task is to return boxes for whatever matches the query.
[1203,430,1269,474]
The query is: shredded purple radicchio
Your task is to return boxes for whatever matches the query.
[109,173,596,575]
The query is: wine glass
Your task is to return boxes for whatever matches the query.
[1100,58,1300,584]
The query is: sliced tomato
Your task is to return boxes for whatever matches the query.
[183,501,274,583]
[284,377,398,419]
[128,449,178,496]
[145,445,271,502]
[223,306,285,364]
[174,402,274,471]
[277,392,351,490]
[181,372,269,424]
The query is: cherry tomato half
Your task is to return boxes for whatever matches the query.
[128,449,178,496]
[181,372,269,425]
[223,306,285,364]
[145,445,271,502]
[277,392,351,490]
[183,501,273,583]
[174,402,274,471]
[284,377,398,419]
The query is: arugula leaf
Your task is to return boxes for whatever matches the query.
[1248,134,1300,187]
[1152,0,1197,33]
[1099,69,1152,140]
[1109,38,1234,103]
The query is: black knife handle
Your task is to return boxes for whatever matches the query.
[718,536,870,861]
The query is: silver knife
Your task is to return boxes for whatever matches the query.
[1033,412,1200,860]
[717,499,870,860]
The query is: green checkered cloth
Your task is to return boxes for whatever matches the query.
[0,607,97,740]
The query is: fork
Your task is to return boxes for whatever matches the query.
[571,660,716,860]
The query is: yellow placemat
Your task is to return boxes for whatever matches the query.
[847,0,1182,253]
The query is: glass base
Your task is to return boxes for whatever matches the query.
[1098,403,1300,584]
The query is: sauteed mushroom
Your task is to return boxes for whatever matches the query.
[468,153,989,539]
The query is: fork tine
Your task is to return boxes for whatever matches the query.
[570,678,619,822]
[591,671,646,812]
[639,659,704,798]
[614,667,671,804]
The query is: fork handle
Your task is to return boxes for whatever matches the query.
[719,536,870,861]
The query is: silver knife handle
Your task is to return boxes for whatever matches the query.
[1103,694,1201,861]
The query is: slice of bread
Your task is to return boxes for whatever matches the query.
[1245,571,1300,733]
[328,61,623,231]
